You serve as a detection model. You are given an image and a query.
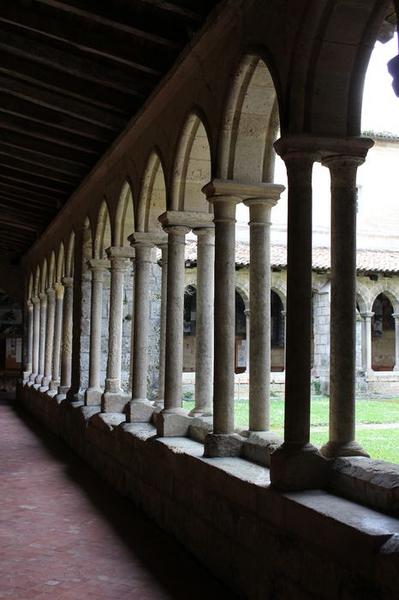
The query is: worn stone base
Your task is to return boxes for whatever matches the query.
[156,410,191,436]
[101,391,130,413]
[127,399,155,423]
[270,443,331,491]
[204,432,244,457]
[241,431,283,467]
[39,384,49,393]
[320,440,370,459]
[15,384,399,600]
[85,387,103,406]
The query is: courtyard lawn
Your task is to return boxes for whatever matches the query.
[183,396,399,463]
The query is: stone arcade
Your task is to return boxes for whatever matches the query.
[5,0,399,597]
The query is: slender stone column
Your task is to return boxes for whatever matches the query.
[203,181,240,437]
[320,140,373,458]
[244,309,250,373]
[127,233,164,422]
[23,301,33,383]
[40,287,56,390]
[35,292,47,385]
[161,225,190,413]
[393,313,399,371]
[244,186,284,432]
[190,227,215,417]
[55,277,73,401]
[269,138,330,491]
[361,312,374,372]
[48,283,64,394]
[154,242,168,407]
[29,297,40,384]
[84,259,109,405]
[101,247,134,413]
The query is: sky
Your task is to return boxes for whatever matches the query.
[362,33,399,134]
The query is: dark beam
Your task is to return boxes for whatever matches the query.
[0,130,95,168]
[0,154,78,186]
[0,74,125,130]
[0,201,50,222]
[0,144,87,177]
[0,193,55,213]
[0,114,105,155]
[0,2,180,55]
[0,92,115,143]
[0,28,159,95]
[0,165,73,195]
[0,215,40,233]
[0,179,62,204]
[0,59,139,116]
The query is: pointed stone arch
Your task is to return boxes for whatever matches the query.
[56,242,65,283]
[172,111,212,213]
[218,54,280,183]
[137,150,167,232]
[94,202,111,259]
[114,181,135,246]
[66,230,75,278]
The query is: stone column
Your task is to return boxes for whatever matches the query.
[55,277,73,401]
[244,185,284,432]
[127,233,160,422]
[202,180,240,452]
[84,259,108,405]
[361,312,373,372]
[270,139,328,491]
[48,283,64,395]
[393,313,399,371]
[320,139,373,459]
[154,242,168,407]
[101,247,134,413]
[190,226,215,417]
[244,309,250,374]
[35,292,47,386]
[23,300,33,383]
[40,287,56,391]
[161,224,190,413]
[29,297,40,384]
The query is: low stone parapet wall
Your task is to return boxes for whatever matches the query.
[17,384,399,600]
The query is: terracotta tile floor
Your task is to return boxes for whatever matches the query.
[0,397,235,600]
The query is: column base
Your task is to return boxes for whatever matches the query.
[156,409,191,437]
[39,384,49,393]
[320,440,370,459]
[85,387,103,406]
[204,433,244,458]
[189,406,213,417]
[241,431,283,467]
[22,371,31,383]
[270,442,331,491]
[101,391,130,413]
[46,389,57,398]
[127,399,155,423]
[35,374,44,385]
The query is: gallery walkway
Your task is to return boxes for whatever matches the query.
[0,396,235,600]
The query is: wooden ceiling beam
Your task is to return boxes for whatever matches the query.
[0,180,62,204]
[0,74,126,131]
[0,144,87,177]
[0,93,115,143]
[0,28,158,95]
[0,130,95,168]
[0,155,78,186]
[0,201,51,222]
[0,193,55,213]
[0,215,40,233]
[0,166,72,196]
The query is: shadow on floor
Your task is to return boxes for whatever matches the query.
[6,393,240,600]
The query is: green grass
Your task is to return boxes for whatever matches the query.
[183,396,399,463]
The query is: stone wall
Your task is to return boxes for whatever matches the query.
[18,385,399,600]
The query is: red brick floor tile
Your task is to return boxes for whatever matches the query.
[0,397,236,600]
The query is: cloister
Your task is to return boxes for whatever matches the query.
[3,0,399,597]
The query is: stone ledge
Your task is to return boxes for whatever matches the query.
[331,457,399,515]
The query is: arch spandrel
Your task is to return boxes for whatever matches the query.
[94,202,111,259]
[48,251,56,287]
[114,182,135,246]
[56,242,65,283]
[66,231,75,278]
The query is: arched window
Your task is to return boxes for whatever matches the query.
[372,293,395,371]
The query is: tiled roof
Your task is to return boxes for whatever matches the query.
[184,241,399,274]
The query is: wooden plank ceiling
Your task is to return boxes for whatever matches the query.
[0,0,219,260]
